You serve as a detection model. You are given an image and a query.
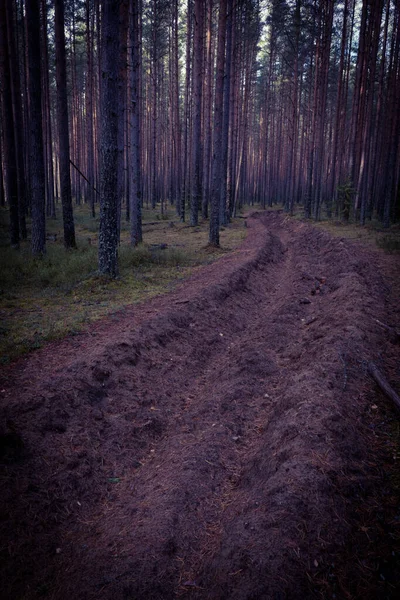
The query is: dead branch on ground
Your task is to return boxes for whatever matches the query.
[367,362,400,413]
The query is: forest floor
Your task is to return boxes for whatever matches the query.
[0,211,400,599]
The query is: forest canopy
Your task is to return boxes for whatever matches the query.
[0,0,399,274]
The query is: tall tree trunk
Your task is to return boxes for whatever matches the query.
[41,0,56,220]
[173,0,182,212]
[26,0,46,255]
[227,5,237,216]
[369,0,390,219]
[357,0,385,224]
[0,132,4,207]
[287,0,301,214]
[150,0,158,209]
[129,0,142,246]
[55,0,76,249]
[169,0,182,213]
[6,0,27,238]
[117,0,128,240]
[209,0,227,246]
[350,0,368,206]
[313,0,334,220]
[98,0,121,276]
[86,0,96,217]
[181,0,193,222]
[0,0,19,247]
[328,0,349,213]
[382,2,400,227]
[220,0,233,225]
[202,0,213,219]
[70,3,80,205]
[190,0,204,226]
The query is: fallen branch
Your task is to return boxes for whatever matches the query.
[374,319,400,343]
[143,221,176,226]
[367,362,400,413]
[304,316,317,326]
[70,159,99,195]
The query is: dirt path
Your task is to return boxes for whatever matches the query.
[1,212,399,599]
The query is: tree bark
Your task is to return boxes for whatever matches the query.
[86,0,96,217]
[117,0,128,240]
[202,0,213,220]
[181,0,193,222]
[209,0,228,246]
[55,0,77,249]
[190,0,204,226]
[0,0,20,248]
[220,0,233,225]
[98,0,121,277]
[41,0,56,220]
[26,0,46,255]
[6,0,27,238]
[129,0,143,246]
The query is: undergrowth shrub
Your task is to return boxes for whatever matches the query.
[0,205,245,361]
[73,212,101,233]
[376,236,400,253]
[0,245,98,290]
[0,244,195,294]
[119,245,195,269]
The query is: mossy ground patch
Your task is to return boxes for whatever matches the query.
[0,206,246,362]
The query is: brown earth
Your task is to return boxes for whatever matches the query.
[1,211,399,600]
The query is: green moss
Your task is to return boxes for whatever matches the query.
[376,235,400,254]
[0,205,246,362]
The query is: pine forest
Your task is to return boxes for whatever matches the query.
[1,2,400,598]
[0,0,399,274]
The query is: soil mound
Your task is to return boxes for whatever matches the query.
[1,212,399,599]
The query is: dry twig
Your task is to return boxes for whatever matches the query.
[367,361,400,413]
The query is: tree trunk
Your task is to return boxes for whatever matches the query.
[328,0,349,214]
[0,0,20,248]
[98,0,121,277]
[220,0,233,225]
[129,0,143,246]
[86,0,96,217]
[6,0,27,238]
[41,0,56,220]
[55,0,76,249]
[190,0,204,226]
[202,0,213,220]
[181,0,193,222]
[26,0,46,255]
[117,0,128,240]
[0,133,4,207]
[209,0,227,246]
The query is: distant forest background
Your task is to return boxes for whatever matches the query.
[0,0,399,272]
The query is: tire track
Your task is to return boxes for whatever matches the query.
[1,213,398,600]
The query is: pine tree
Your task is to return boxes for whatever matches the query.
[209,0,228,246]
[98,0,123,276]
[55,0,77,248]
[0,0,20,248]
[190,0,204,226]
[26,0,46,255]
[129,0,143,246]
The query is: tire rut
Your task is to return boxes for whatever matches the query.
[58,220,361,598]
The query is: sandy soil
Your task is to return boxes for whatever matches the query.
[1,212,399,600]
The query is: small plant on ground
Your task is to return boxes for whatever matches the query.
[0,206,246,362]
[336,179,354,222]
